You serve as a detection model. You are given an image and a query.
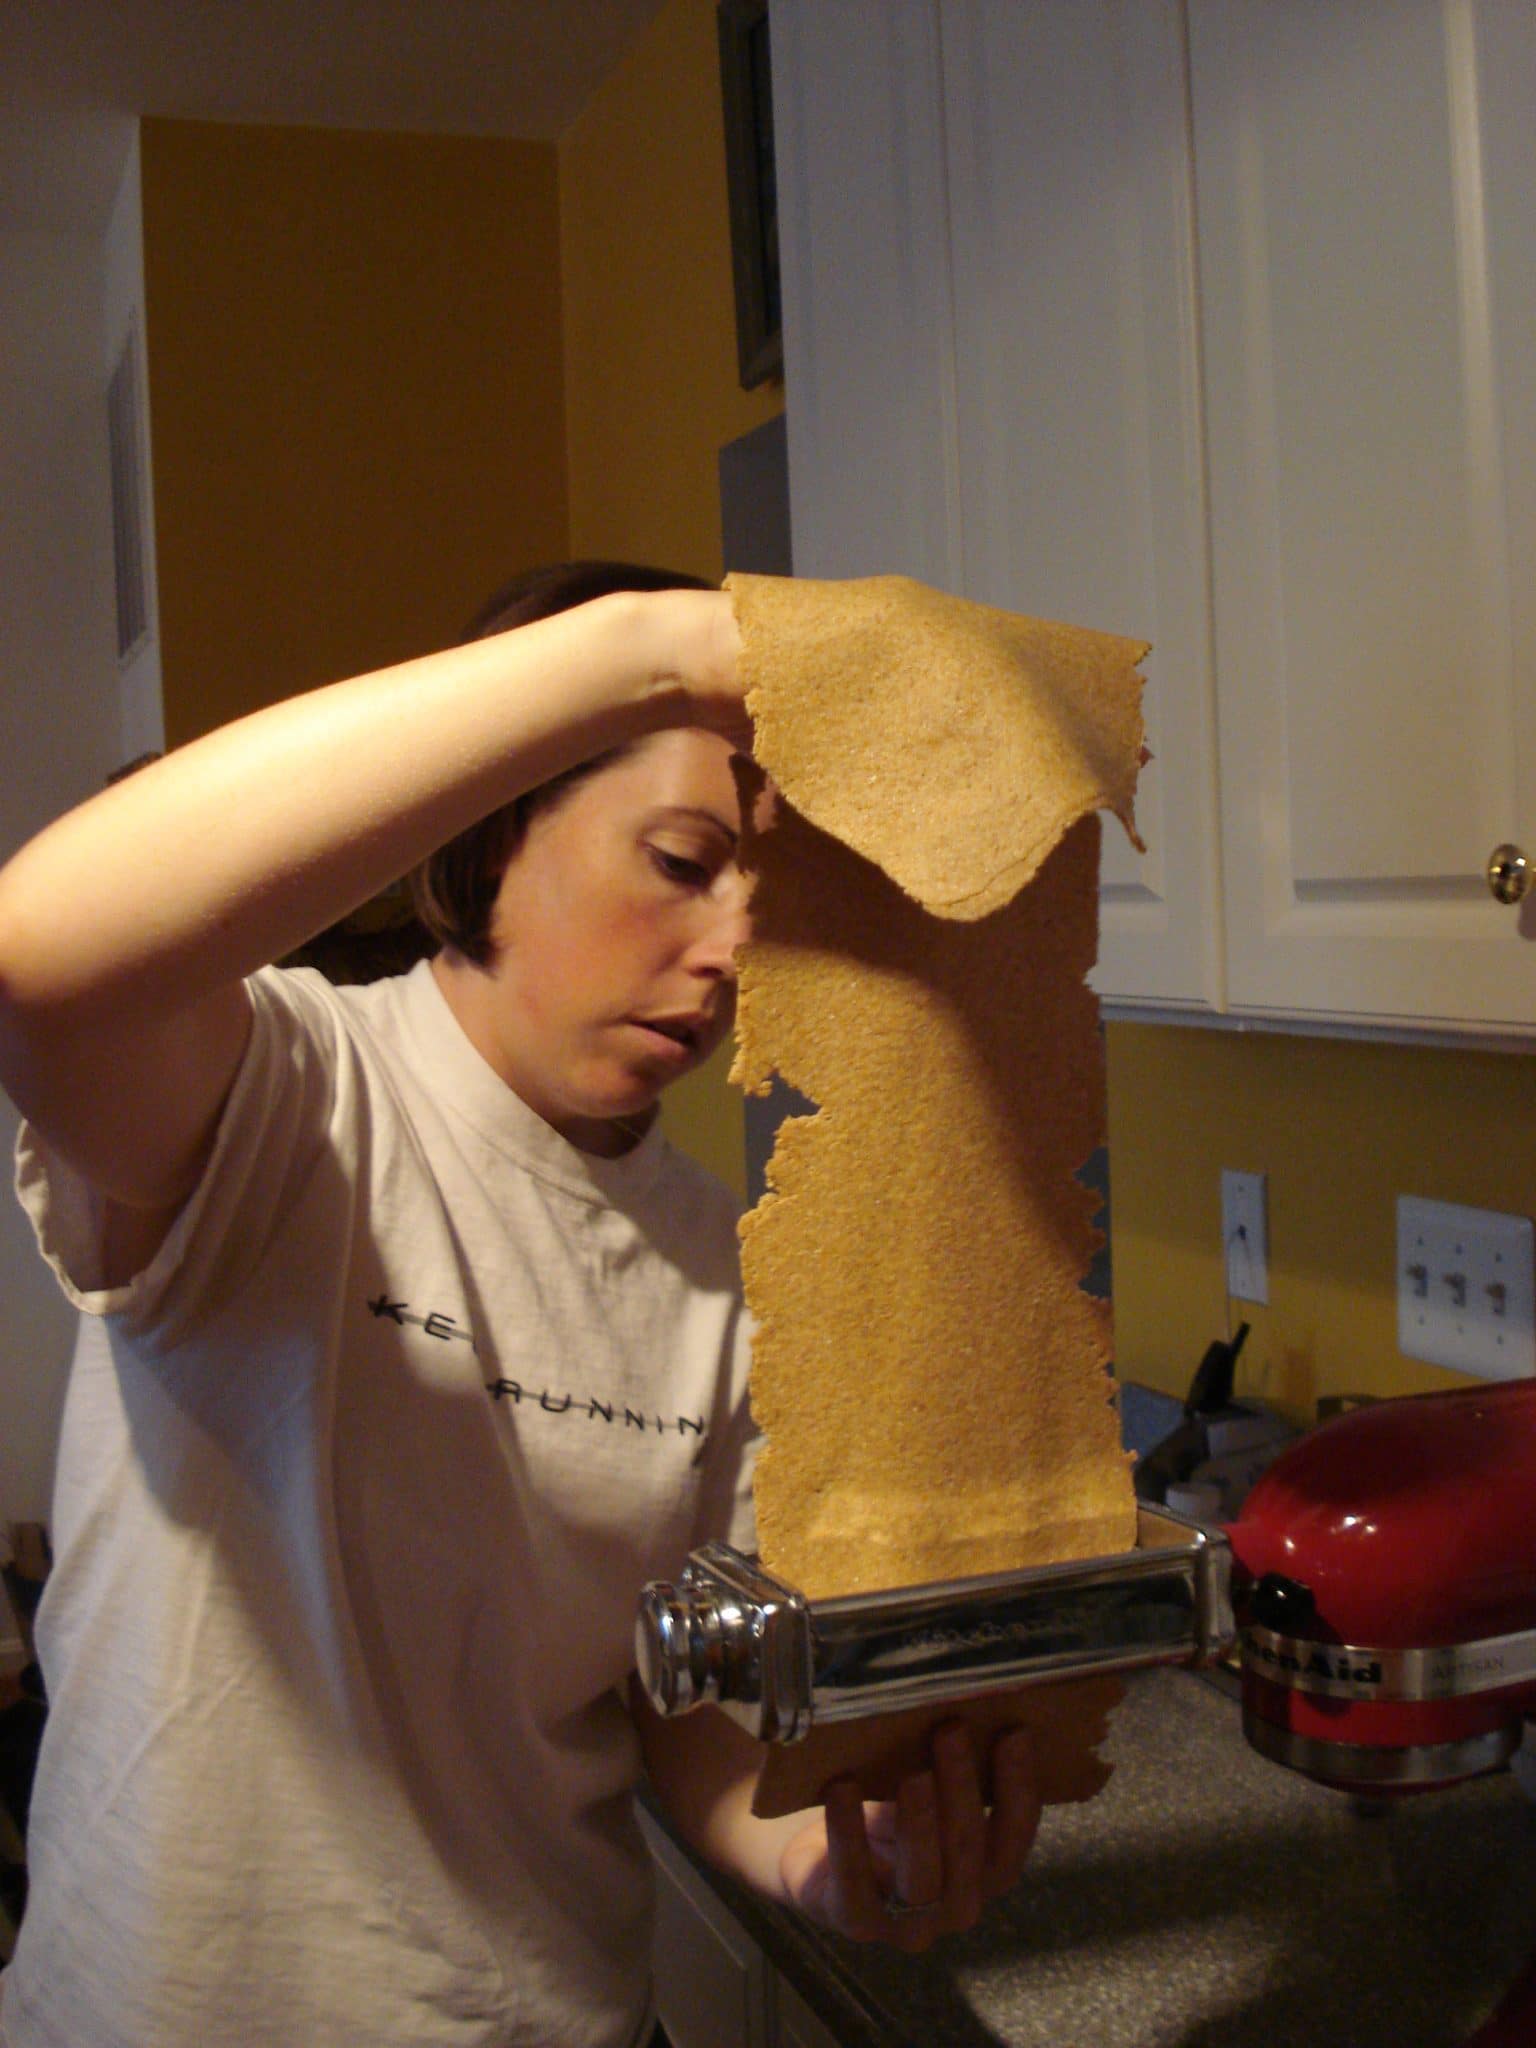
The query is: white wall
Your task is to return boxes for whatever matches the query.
[0,119,154,1539]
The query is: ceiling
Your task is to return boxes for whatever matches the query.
[1,0,673,231]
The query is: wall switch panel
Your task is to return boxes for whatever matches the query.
[1396,1196,1536,1379]
[1221,1169,1269,1305]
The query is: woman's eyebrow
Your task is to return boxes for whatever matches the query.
[651,805,739,846]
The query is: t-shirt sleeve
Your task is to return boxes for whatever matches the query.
[13,967,346,1345]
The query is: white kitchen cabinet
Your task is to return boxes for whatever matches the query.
[1190,0,1536,1031]
[770,0,1536,1034]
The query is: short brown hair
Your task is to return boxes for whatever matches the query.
[409,560,713,966]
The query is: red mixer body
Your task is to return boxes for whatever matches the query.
[1225,1377,1536,1792]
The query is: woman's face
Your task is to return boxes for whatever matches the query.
[434,728,754,1154]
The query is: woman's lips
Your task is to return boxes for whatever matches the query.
[629,1016,704,1058]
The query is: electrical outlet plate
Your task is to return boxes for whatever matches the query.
[1221,1168,1269,1305]
[1396,1196,1536,1379]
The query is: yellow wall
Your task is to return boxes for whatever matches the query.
[1107,1021,1536,1420]
[559,0,783,1197]
[141,120,569,742]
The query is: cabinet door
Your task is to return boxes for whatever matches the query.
[772,0,957,587]
[642,1811,771,2048]
[1191,0,1536,1030]
[940,0,1223,1009]
[773,0,1223,1010]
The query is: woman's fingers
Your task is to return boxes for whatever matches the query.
[983,1726,1043,1897]
[815,1779,947,1953]
[804,1722,1043,1952]
[819,1777,890,1939]
[890,1766,943,1917]
[930,1722,987,1927]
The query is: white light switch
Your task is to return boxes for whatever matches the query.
[1396,1197,1535,1379]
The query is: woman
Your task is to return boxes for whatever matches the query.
[0,563,1040,2048]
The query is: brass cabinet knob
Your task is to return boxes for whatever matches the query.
[1487,844,1531,905]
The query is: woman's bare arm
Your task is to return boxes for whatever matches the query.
[0,588,742,1226]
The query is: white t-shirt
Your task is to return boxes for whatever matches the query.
[1,961,756,2048]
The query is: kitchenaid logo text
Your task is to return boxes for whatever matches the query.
[1245,1632,1384,1690]
[368,1293,707,1440]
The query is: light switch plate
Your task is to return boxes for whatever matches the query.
[1396,1196,1535,1379]
[1221,1168,1269,1305]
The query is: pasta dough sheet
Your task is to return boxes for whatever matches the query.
[727,572,1146,1602]
[750,1678,1124,1821]
[730,571,1145,922]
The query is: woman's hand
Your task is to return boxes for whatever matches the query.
[632,1683,1041,1949]
[777,1723,1042,1954]
[627,586,749,750]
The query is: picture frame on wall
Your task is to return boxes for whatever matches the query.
[717,0,782,390]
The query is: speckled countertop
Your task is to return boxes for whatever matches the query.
[669,1667,1536,2048]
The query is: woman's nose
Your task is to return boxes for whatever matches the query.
[689,877,753,977]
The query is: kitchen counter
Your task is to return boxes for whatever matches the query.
[655,1667,1536,2048]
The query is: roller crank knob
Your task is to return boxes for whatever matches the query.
[636,1578,761,1717]
[636,1582,721,1716]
